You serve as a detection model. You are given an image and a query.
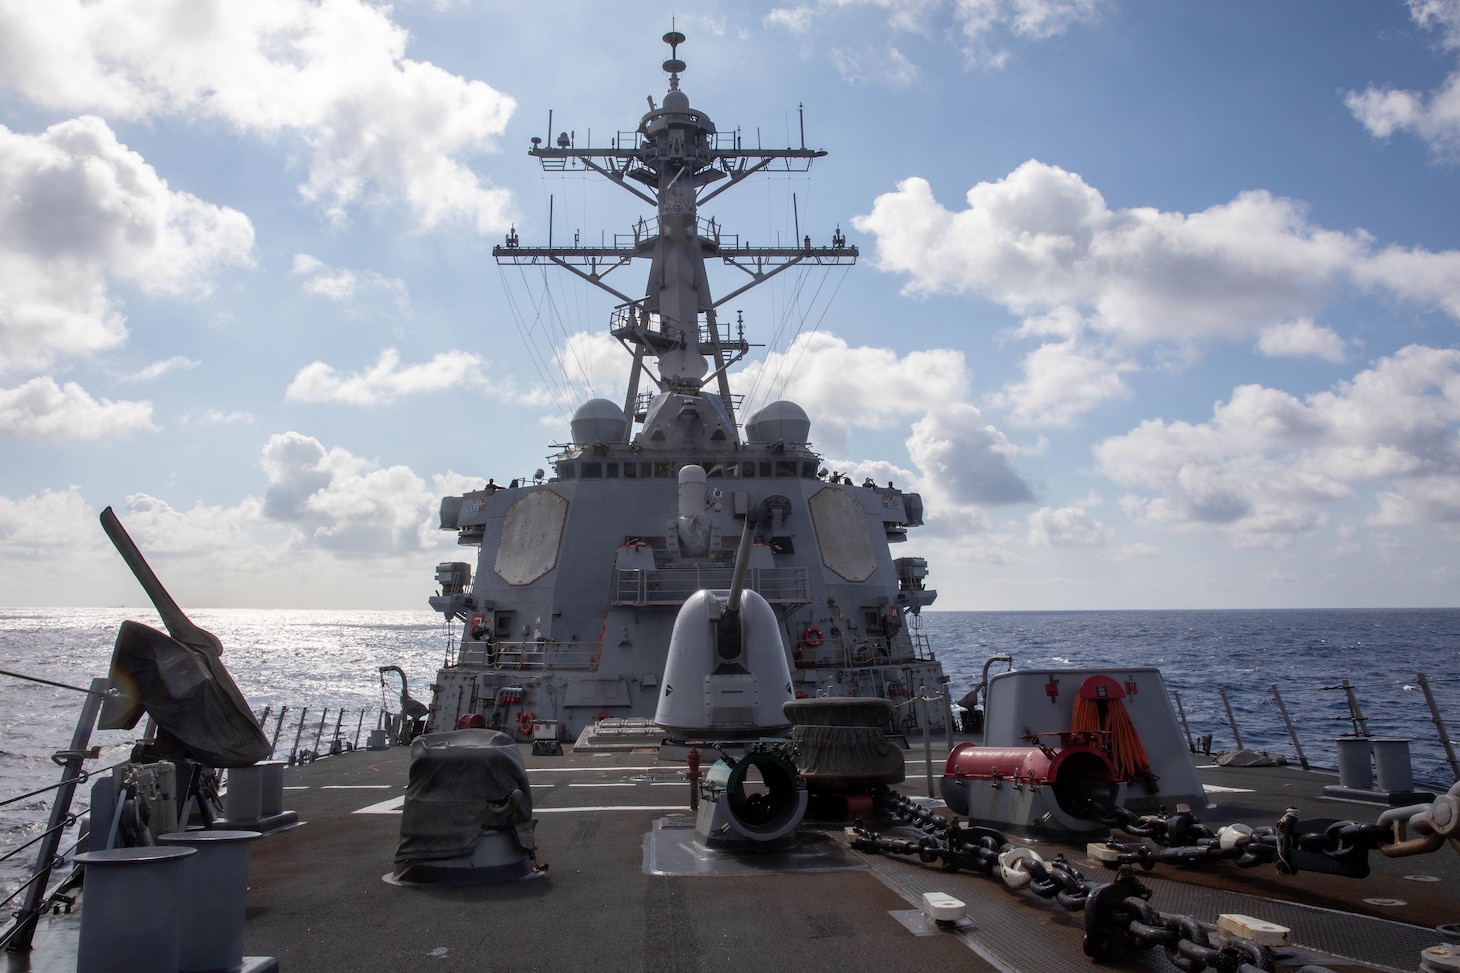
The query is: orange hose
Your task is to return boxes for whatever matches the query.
[1069,696,1151,782]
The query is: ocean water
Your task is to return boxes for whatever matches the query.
[3,606,1458,901]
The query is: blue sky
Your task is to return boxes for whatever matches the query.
[2,0,1458,611]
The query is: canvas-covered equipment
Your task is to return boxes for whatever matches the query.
[394,729,536,864]
[99,620,270,768]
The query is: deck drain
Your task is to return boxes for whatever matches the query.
[1362,897,1406,907]
[1403,873,1440,882]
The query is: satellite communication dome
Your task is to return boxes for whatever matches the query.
[743,400,810,444]
[570,398,628,445]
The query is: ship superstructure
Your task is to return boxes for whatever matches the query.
[427,32,947,740]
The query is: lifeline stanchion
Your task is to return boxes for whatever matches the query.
[310,708,329,758]
[1269,684,1309,770]
[268,706,288,760]
[1417,672,1460,781]
[1217,687,1243,751]
[288,707,308,766]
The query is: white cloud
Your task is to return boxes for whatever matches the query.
[191,409,255,426]
[763,0,1098,71]
[291,253,411,317]
[1255,318,1347,363]
[258,431,438,553]
[990,337,1135,426]
[285,348,486,405]
[0,117,254,373]
[907,402,1035,507]
[829,46,920,87]
[1095,345,1460,540]
[734,331,969,453]
[0,487,95,557]
[1027,504,1110,546]
[853,164,1377,341]
[0,0,516,232]
[853,161,1460,426]
[1345,0,1460,156]
[0,376,155,439]
[125,356,201,382]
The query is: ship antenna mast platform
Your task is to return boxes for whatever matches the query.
[493,31,858,436]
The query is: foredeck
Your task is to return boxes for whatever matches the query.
[8,744,1456,973]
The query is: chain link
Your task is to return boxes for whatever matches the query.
[851,792,1342,973]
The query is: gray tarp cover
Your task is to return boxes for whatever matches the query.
[100,620,271,768]
[791,725,906,784]
[394,729,536,863]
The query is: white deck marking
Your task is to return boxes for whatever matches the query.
[1203,784,1256,794]
[535,805,681,814]
[352,793,683,815]
[354,795,406,814]
[322,784,391,789]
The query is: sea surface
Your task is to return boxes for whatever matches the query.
[3,606,1457,901]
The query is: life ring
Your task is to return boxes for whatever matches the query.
[802,626,823,647]
[517,711,535,735]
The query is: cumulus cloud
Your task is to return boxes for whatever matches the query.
[286,347,486,405]
[0,376,155,439]
[291,254,411,317]
[990,337,1135,427]
[0,486,95,556]
[1095,345,1460,542]
[734,331,969,453]
[258,431,437,553]
[907,402,1035,507]
[1255,319,1348,363]
[0,0,515,232]
[853,161,1460,425]
[1027,504,1110,546]
[0,117,254,373]
[1345,0,1460,157]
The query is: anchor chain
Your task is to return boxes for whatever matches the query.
[1080,780,1460,879]
[852,792,1341,973]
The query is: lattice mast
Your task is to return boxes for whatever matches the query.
[493,30,858,440]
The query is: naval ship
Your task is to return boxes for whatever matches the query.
[424,30,950,743]
[4,30,1458,973]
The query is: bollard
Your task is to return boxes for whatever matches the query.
[159,830,261,973]
[1335,737,1374,789]
[73,845,195,973]
[1371,739,1415,794]
[259,760,286,817]
[223,765,264,823]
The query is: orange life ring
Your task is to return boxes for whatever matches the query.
[802,626,823,647]
[517,711,535,735]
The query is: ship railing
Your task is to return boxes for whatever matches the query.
[1166,672,1460,785]
[607,216,739,252]
[254,704,383,766]
[612,566,809,606]
[481,640,602,671]
[610,303,750,353]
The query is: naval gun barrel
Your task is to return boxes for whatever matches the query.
[725,509,757,615]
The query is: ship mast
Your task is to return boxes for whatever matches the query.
[493,31,858,442]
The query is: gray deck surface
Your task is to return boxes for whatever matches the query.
[7,744,1457,972]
